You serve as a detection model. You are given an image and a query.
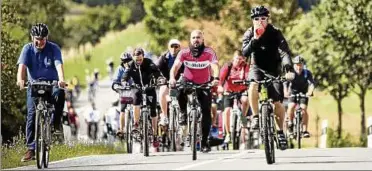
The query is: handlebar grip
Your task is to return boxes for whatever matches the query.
[232,80,244,84]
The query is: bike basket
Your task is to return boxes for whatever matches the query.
[31,84,53,98]
[120,90,134,104]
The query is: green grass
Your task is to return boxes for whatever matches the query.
[299,89,372,147]
[63,22,150,86]
[1,134,126,169]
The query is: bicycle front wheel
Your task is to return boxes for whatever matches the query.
[296,111,302,149]
[191,110,198,160]
[261,104,275,164]
[35,110,43,169]
[143,111,149,157]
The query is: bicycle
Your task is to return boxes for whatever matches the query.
[174,81,212,160]
[113,81,158,157]
[112,83,135,153]
[235,73,286,164]
[288,93,309,149]
[25,80,66,169]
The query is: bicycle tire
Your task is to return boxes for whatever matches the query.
[261,104,275,164]
[296,110,302,149]
[169,106,177,152]
[35,110,43,169]
[125,110,133,153]
[43,115,51,168]
[191,110,197,160]
[143,111,149,157]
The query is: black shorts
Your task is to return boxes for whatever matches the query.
[223,91,248,108]
[133,88,157,117]
[288,94,309,105]
[120,103,127,113]
[248,65,283,102]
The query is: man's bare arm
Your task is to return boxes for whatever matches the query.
[17,64,27,82]
[211,63,219,78]
[56,64,65,82]
[170,58,182,80]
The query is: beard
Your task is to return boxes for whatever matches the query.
[189,43,205,58]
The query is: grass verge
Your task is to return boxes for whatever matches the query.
[1,134,126,169]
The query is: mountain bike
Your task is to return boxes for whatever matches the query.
[288,93,309,149]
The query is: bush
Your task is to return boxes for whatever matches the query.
[327,128,362,147]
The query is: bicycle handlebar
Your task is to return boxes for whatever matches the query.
[25,80,68,91]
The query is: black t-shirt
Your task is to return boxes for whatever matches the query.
[284,69,314,94]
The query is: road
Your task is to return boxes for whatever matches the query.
[8,148,372,170]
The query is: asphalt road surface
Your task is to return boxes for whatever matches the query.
[8,148,372,170]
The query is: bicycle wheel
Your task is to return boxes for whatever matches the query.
[261,104,275,164]
[43,117,50,168]
[143,111,149,157]
[35,110,43,169]
[296,111,302,149]
[169,106,177,152]
[191,110,198,160]
[231,112,239,150]
[125,110,133,153]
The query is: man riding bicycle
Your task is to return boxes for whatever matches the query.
[169,30,221,153]
[16,23,66,162]
[112,51,133,137]
[217,50,250,143]
[122,47,165,149]
[242,6,295,150]
[156,39,184,127]
[284,55,315,138]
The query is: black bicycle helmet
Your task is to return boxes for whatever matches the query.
[250,6,270,19]
[293,55,305,64]
[120,52,132,63]
[30,23,49,38]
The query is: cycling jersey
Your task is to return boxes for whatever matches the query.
[219,63,250,92]
[242,24,293,75]
[177,47,218,84]
[284,69,314,94]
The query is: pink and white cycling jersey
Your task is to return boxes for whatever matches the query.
[177,47,218,84]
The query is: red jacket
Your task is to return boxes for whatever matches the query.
[219,63,250,92]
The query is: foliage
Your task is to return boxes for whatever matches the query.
[327,128,361,148]
[64,4,132,47]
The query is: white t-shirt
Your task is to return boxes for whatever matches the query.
[105,107,120,131]
[85,108,101,123]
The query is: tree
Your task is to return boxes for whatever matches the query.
[324,0,372,143]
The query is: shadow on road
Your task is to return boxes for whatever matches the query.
[50,160,185,169]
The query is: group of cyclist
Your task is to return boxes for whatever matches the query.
[16,5,315,162]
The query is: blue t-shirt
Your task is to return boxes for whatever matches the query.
[17,42,63,81]
[167,52,176,69]
[113,65,132,84]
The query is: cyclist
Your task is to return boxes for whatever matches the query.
[71,75,81,98]
[122,47,165,149]
[242,6,295,150]
[103,99,120,140]
[16,23,66,162]
[169,29,221,153]
[112,51,133,137]
[67,107,80,138]
[210,85,220,138]
[156,39,184,126]
[217,50,250,143]
[284,55,315,138]
[107,58,115,80]
[84,102,100,140]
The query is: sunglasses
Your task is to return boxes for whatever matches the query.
[170,44,180,48]
[254,17,268,21]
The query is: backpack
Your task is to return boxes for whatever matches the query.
[221,62,247,86]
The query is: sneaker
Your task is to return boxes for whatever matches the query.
[179,112,187,126]
[153,139,160,149]
[201,145,211,153]
[224,134,231,143]
[303,131,310,138]
[251,115,259,130]
[21,149,35,162]
[158,115,169,126]
[277,130,288,150]
[209,136,224,147]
